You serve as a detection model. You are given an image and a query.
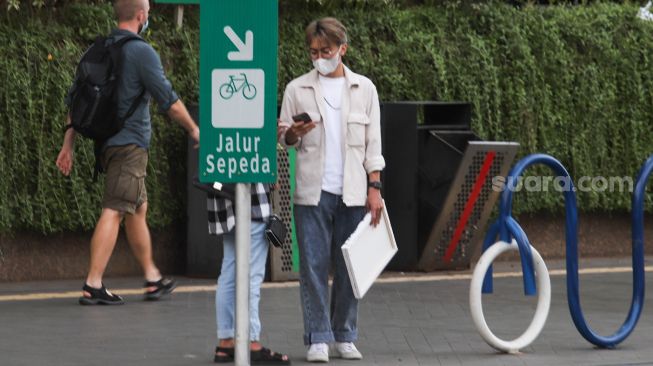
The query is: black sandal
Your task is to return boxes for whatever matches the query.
[214,346,234,363]
[144,277,177,301]
[251,347,291,365]
[79,283,124,305]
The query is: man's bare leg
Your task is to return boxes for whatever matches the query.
[124,202,161,291]
[84,208,122,296]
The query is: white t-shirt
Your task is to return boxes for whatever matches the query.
[319,75,346,195]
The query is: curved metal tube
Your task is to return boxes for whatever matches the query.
[566,155,651,347]
[483,154,574,296]
[481,153,650,348]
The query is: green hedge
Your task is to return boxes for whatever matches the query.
[0,3,197,233]
[2,1,653,233]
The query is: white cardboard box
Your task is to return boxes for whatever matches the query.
[341,203,398,299]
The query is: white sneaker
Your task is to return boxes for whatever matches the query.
[307,343,329,363]
[333,342,363,360]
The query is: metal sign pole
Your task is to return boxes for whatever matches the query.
[156,0,276,363]
[234,183,251,366]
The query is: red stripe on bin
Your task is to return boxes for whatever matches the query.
[442,151,497,263]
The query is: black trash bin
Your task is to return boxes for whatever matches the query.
[381,102,478,270]
[186,105,222,278]
[382,101,518,271]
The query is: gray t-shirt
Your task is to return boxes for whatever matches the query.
[66,29,179,149]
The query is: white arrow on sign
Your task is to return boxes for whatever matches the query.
[224,26,253,61]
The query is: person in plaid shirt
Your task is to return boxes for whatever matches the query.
[207,183,290,365]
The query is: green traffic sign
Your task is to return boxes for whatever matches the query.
[199,0,278,183]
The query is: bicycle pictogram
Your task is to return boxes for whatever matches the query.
[219,73,257,100]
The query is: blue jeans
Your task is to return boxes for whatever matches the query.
[216,220,269,341]
[294,191,367,345]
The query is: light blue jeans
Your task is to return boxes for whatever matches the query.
[216,220,269,341]
[294,191,367,345]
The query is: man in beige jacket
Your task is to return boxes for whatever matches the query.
[278,17,385,363]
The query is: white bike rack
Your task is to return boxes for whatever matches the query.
[469,240,551,353]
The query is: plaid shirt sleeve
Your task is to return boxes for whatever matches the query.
[251,183,271,221]
[207,183,271,236]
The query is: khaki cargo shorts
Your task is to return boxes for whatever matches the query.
[101,144,148,215]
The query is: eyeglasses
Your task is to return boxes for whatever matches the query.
[309,46,338,59]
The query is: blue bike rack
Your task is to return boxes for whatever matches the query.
[481,153,651,348]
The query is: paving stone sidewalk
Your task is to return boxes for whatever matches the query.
[1,258,653,366]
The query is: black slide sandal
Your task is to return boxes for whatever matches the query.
[214,346,234,363]
[79,284,124,305]
[251,347,291,365]
[144,277,177,301]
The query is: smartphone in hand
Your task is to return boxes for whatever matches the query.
[292,112,312,123]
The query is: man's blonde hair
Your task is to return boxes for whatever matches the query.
[113,0,148,22]
[305,17,348,47]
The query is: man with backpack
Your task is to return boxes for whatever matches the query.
[56,0,199,305]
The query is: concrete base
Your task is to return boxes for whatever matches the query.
[1,212,653,282]
[503,212,653,259]
[0,226,185,282]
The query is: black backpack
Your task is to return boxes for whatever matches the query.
[66,34,145,178]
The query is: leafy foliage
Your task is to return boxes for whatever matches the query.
[278,1,653,214]
[1,1,653,233]
[0,3,195,233]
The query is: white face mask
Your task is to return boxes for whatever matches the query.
[313,47,341,75]
[139,19,149,35]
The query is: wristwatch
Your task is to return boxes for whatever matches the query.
[368,181,382,190]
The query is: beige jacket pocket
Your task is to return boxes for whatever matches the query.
[346,113,369,147]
